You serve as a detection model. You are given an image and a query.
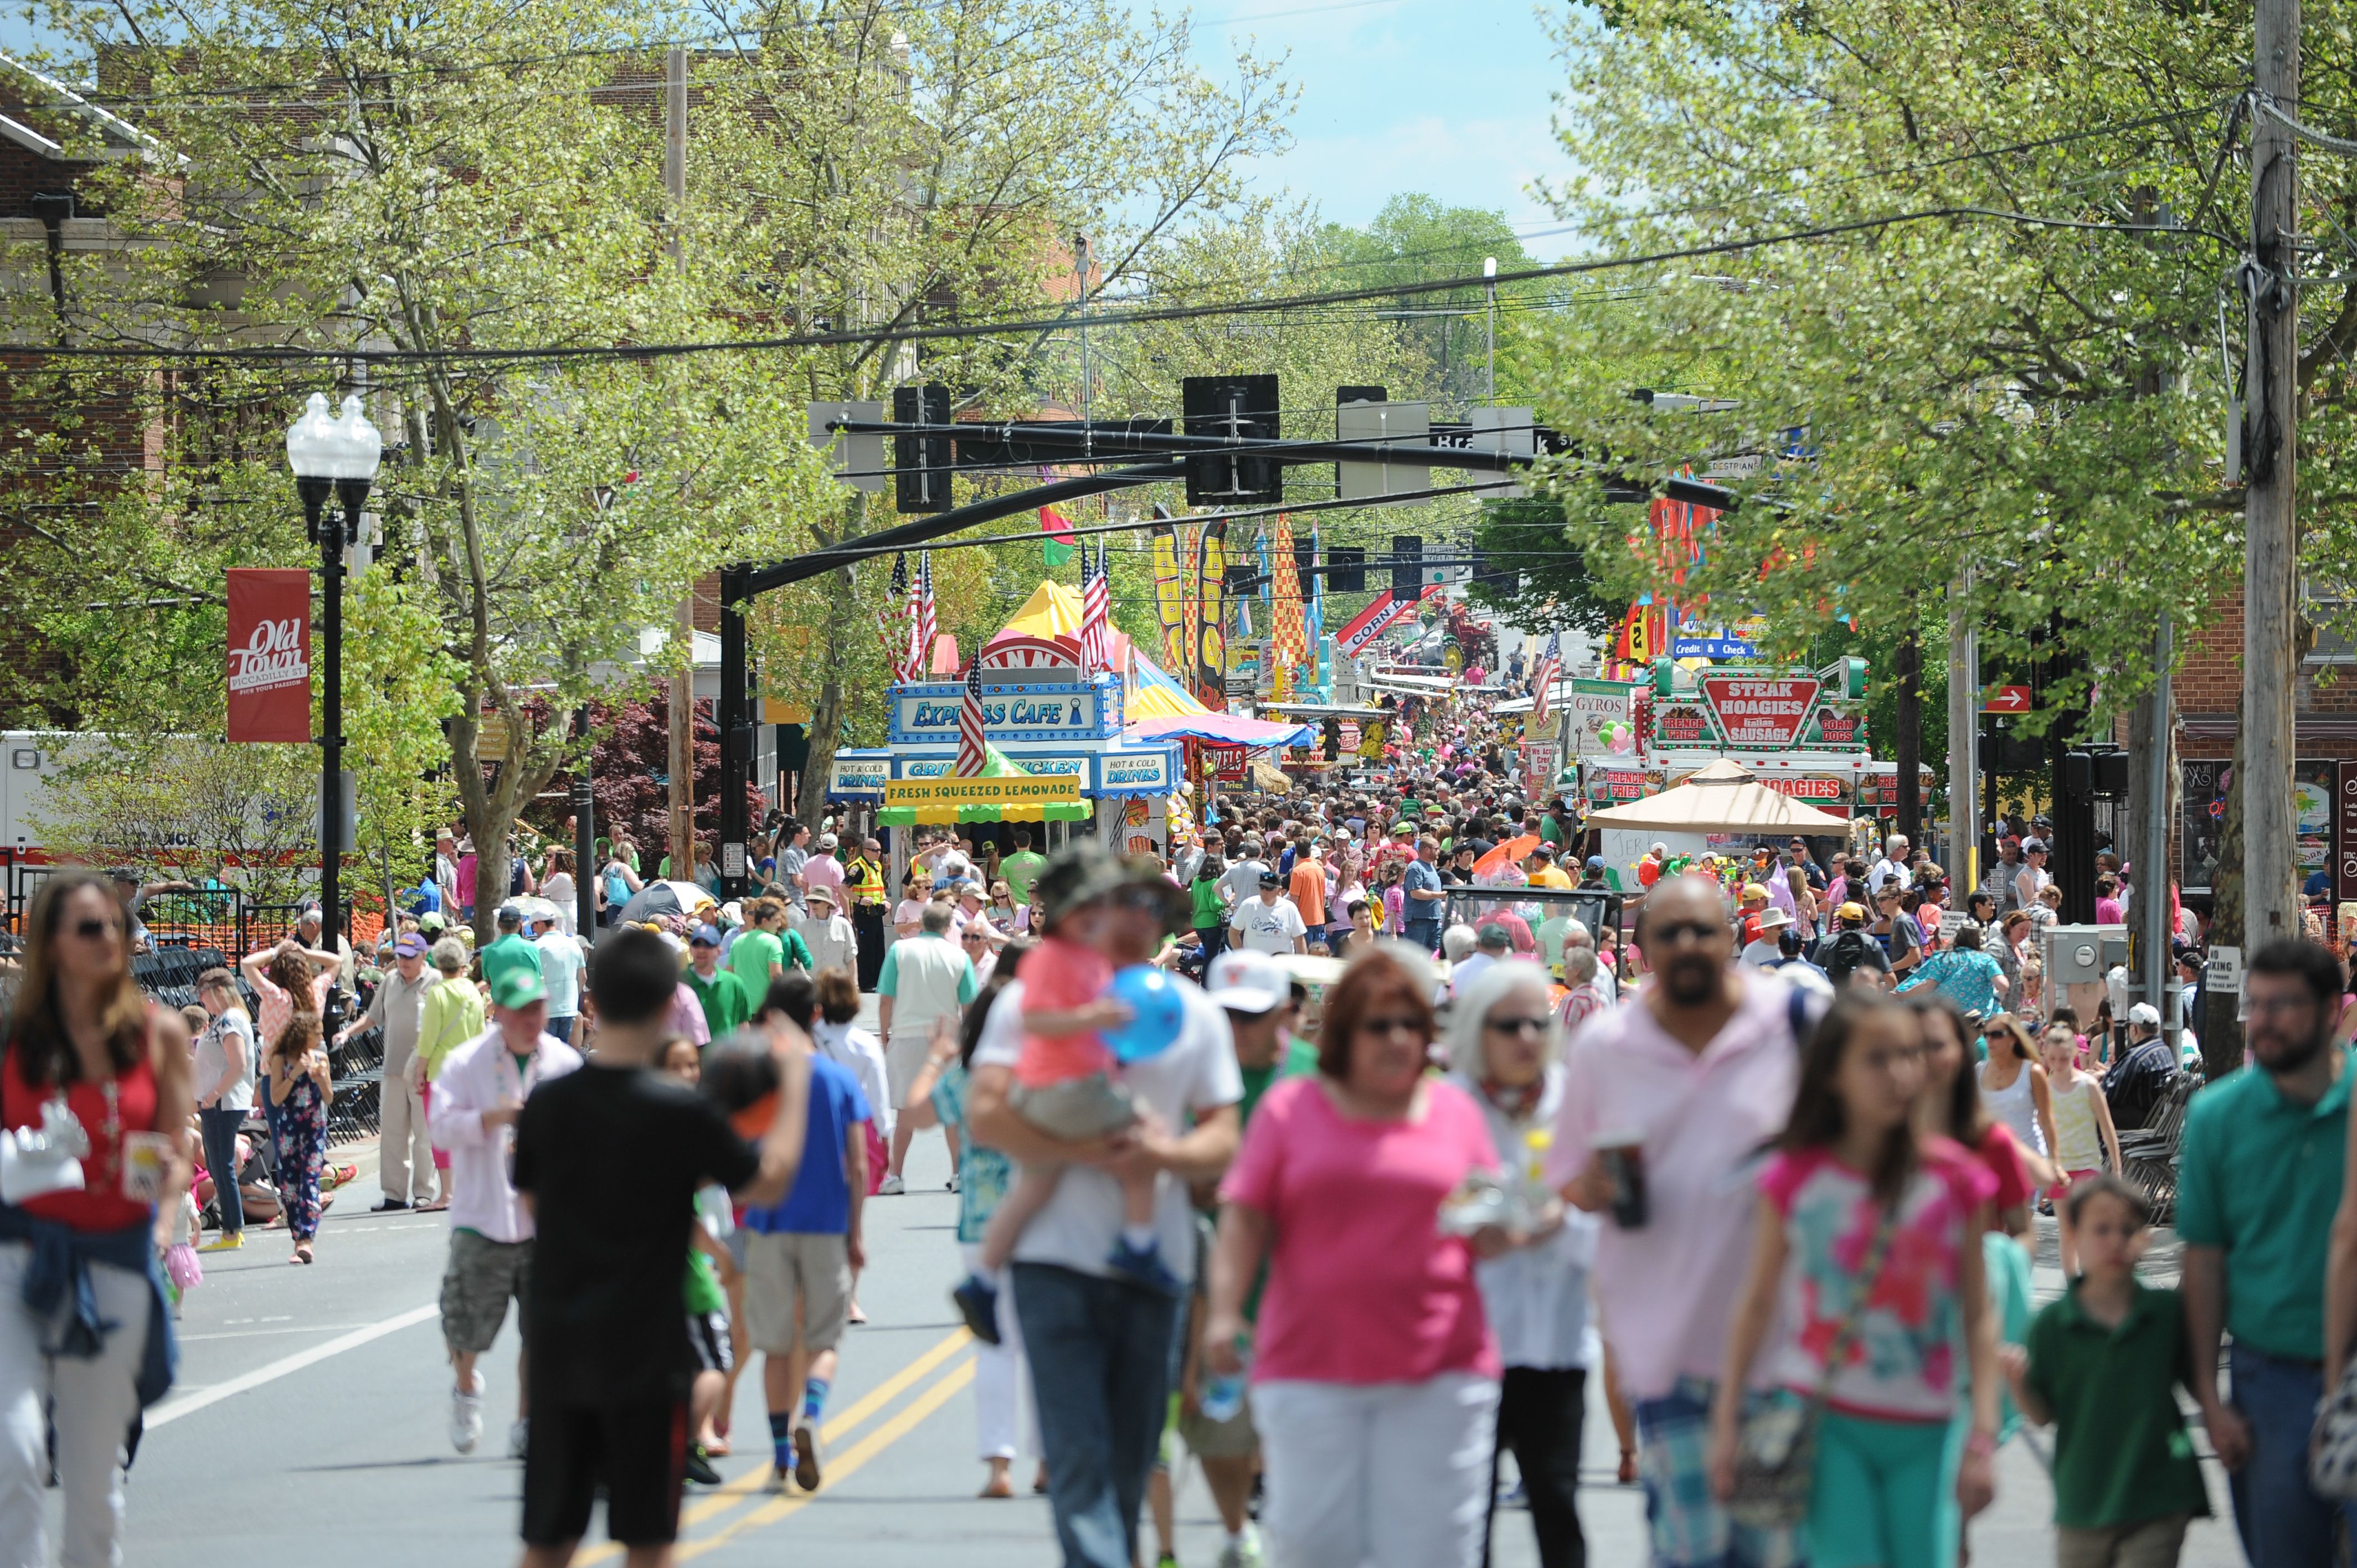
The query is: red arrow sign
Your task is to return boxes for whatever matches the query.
[1983,684,2031,713]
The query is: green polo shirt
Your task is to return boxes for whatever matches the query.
[478,932,543,999]
[2023,1278,2210,1529]
[1000,849,1047,906]
[683,967,752,1039]
[2175,1051,2351,1359]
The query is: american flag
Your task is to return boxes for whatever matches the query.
[914,551,938,675]
[1530,632,1561,727]
[956,659,989,775]
[1079,542,1113,673]
[880,554,915,680]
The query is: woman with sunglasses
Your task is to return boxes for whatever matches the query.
[0,870,194,1563]
[1206,943,1508,1568]
[1447,961,1598,1568]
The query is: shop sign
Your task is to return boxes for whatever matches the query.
[902,757,956,779]
[1806,708,1865,749]
[1568,678,1635,758]
[1760,775,1849,803]
[1586,768,1649,803]
[1653,704,1713,745]
[884,774,1083,808]
[892,682,1105,744]
[1098,750,1175,794]
[827,756,889,796]
[2341,761,2357,902]
[1699,675,1820,747]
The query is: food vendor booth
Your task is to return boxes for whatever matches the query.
[826,582,1186,868]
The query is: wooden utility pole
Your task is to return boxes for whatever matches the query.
[1894,626,1922,850]
[2245,0,2301,953]
[665,44,695,880]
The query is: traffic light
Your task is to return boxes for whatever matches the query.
[1182,375,1282,506]
[892,383,952,513]
[1390,536,1422,597]
[1327,546,1366,592]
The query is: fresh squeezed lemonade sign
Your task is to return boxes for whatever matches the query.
[1697,675,1821,747]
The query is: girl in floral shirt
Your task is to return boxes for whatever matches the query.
[1709,991,2002,1568]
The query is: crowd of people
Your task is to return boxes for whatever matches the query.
[11,723,2357,1568]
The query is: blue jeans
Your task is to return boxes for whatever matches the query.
[1012,1262,1181,1568]
[1407,922,1443,955]
[197,1107,245,1234]
[2227,1344,2357,1566]
[546,1015,574,1043]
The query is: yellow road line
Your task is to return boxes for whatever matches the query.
[676,1358,978,1560]
[575,1327,973,1566]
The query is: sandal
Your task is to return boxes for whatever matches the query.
[292,1243,313,1265]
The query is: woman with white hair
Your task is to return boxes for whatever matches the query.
[1445,960,1600,1568]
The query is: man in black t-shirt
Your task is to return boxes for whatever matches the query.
[511,929,811,1568]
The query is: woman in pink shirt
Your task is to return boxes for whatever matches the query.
[1206,945,1506,1568]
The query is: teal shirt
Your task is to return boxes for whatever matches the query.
[2175,1051,2351,1360]
[479,932,543,998]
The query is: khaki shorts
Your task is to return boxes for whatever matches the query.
[1008,1071,1136,1142]
[441,1229,531,1355]
[1177,1390,1259,1458]
[743,1230,851,1354]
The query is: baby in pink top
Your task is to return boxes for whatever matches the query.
[951,859,1171,1345]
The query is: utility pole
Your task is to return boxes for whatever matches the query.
[2143,615,2174,1010]
[665,43,695,882]
[1946,571,1978,894]
[1483,256,1498,405]
[2245,0,2301,953]
[1894,626,1922,850]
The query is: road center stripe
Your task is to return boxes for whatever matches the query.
[146,1303,440,1430]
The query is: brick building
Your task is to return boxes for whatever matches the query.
[2173,584,2357,900]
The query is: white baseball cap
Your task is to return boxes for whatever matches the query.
[2128,1002,2162,1028]
[1205,949,1289,1014]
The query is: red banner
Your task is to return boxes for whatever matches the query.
[226,568,313,742]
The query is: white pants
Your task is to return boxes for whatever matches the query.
[0,1242,150,1568]
[961,1244,1037,1462]
[380,1073,440,1205]
[1253,1372,1500,1568]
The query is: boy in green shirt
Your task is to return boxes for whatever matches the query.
[2001,1176,2210,1564]
[683,925,753,1038]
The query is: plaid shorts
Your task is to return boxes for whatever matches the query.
[1633,1378,1803,1568]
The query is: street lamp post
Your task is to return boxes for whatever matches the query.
[285,392,382,951]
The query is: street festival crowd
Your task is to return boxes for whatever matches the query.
[16,672,2357,1568]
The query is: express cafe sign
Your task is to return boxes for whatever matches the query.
[892,683,1106,745]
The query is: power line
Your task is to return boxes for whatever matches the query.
[6,202,2234,365]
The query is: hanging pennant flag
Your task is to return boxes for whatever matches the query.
[1151,519,1190,677]
[1196,519,1228,709]
[956,659,989,775]
[226,568,313,743]
[1530,632,1562,728]
[1270,513,1306,684]
[1306,525,1325,649]
[1041,503,1077,567]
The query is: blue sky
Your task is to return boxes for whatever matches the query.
[6,0,1584,256]
[1174,0,1582,259]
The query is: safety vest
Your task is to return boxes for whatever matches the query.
[843,857,886,906]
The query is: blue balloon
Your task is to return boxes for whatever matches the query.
[1103,964,1185,1063]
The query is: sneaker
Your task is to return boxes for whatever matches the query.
[683,1445,722,1486]
[768,1464,795,1494]
[369,1196,410,1213]
[1157,1555,1179,1568]
[793,1420,823,1492]
[948,1173,960,1192]
[197,1232,244,1254]
[507,1419,529,1460]
[878,1174,905,1196]
[1218,1527,1265,1568]
[450,1379,485,1453]
[1105,1237,1183,1297]
[951,1275,1002,1345]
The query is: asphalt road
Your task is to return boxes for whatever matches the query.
[96,1131,2245,1568]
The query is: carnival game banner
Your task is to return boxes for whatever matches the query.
[226,568,313,742]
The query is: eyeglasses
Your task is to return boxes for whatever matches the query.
[1484,1015,1549,1036]
[68,917,121,941]
[1356,1015,1425,1037]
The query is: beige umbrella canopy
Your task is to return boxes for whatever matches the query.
[1583,757,1855,834]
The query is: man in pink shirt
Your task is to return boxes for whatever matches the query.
[1548,875,1809,1568]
